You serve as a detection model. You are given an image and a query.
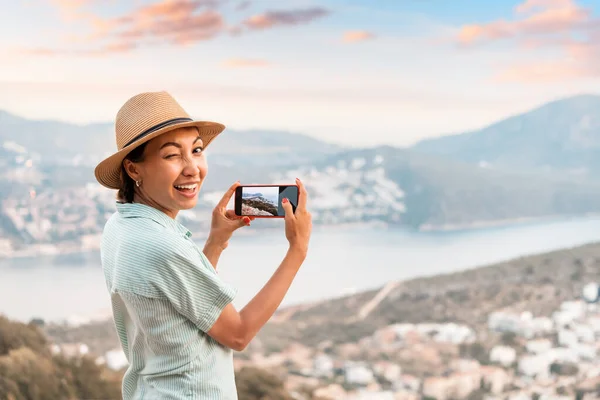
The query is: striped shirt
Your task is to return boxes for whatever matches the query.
[100,202,238,399]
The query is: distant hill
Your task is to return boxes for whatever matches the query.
[256,241,600,352]
[6,101,600,249]
[44,240,600,363]
[287,145,600,228]
[0,110,343,168]
[411,94,600,178]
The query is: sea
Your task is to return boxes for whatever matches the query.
[3,216,600,323]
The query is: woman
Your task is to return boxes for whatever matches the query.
[94,91,312,399]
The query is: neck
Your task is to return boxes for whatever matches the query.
[133,192,178,219]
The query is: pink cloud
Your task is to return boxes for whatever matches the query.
[493,61,588,83]
[243,8,330,30]
[515,0,574,14]
[456,0,600,82]
[15,41,137,57]
[48,0,100,21]
[458,0,590,46]
[342,30,376,43]
[36,1,332,56]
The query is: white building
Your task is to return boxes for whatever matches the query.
[345,362,375,386]
[313,354,334,378]
[104,349,129,371]
[488,311,553,338]
[518,354,553,379]
[552,301,585,327]
[490,345,517,367]
[526,339,552,354]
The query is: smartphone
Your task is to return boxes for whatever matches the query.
[234,184,299,218]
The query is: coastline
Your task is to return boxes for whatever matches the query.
[417,212,600,232]
[4,214,600,261]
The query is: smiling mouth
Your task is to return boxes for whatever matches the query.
[174,184,198,194]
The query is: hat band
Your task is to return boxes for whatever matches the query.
[122,117,193,149]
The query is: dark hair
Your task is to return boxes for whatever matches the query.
[117,142,148,203]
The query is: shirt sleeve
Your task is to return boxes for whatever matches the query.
[151,241,237,333]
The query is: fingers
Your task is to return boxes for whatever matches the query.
[216,181,240,211]
[295,178,308,210]
[239,216,251,228]
[225,209,240,219]
[225,209,253,226]
[281,197,294,219]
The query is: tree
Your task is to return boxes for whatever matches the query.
[235,366,294,400]
[0,315,122,400]
[0,316,49,357]
[0,347,74,400]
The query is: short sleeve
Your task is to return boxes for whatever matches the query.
[151,242,237,332]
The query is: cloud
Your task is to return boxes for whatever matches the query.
[242,7,330,30]
[493,61,586,83]
[49,0,92,20]
[236,1,251,11]
[14,42,137,57]
[221,58,270,68]
[455,0,600,82]
[514,0,574,14]
[342,30,376,43]
[457,0,590,46]
[87,0,225,46]
[35,1,332,56]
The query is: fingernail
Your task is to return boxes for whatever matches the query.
[282,198,288,204]
[243,217,250,224]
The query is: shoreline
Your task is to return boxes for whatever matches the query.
[3,214,600,261]
[417,212,600,232]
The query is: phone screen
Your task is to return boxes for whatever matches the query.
[235,185,298,217]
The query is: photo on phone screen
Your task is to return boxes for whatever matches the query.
[236,185,298,217]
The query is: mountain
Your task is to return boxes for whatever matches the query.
[268,145,600,228]
[0,110,344,168]
[5,103,600,252]
[411,94,600,178]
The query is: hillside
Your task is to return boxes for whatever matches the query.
[0,109,343,168]
[7,101,600,252]
[257,241,600,352]
[279,145,600,228]
[41,240,600,400]
[45,241,600,356]
[411,94,600,178]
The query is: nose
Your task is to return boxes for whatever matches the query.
[182,156,199,177]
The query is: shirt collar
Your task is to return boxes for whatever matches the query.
[116,202,192,238]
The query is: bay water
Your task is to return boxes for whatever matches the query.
[3,216,600,323]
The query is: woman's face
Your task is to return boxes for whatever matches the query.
[125,127,208,218]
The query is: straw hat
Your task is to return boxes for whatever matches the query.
[94,91,225,189]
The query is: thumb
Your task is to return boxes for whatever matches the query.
[238,216,251,228]
[281,198,294,219]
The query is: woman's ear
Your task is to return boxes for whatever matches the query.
[123,159,141,182]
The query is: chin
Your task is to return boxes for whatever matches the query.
[177,199,198,210]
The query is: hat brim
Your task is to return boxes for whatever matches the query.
[94,120,225,189]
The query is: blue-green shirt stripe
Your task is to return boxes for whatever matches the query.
[100,202,238,399]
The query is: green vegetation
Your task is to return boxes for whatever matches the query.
[4,316,294,400]
[0,316,121,400]
[235,367,294,400]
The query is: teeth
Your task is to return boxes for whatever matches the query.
[175,184,197,190]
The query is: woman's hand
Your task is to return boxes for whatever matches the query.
[203,182,253,267]
[281,178,312,257]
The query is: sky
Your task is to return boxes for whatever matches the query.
[2,0,600,147]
